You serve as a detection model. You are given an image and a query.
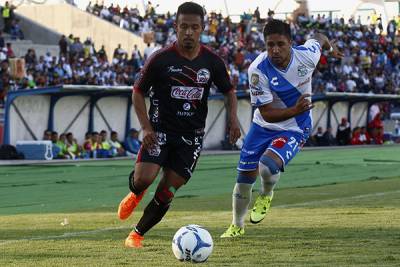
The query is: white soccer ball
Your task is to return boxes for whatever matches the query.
[172,224,213,263]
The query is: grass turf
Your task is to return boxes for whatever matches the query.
[0,146,400,266]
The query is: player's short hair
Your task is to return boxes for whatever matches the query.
[176,2,205,24]
[263,19,291,40]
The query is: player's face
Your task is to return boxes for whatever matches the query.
[175,14,203,50]
[265,34,292,68]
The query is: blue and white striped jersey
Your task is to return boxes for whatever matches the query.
[248,39,321,134]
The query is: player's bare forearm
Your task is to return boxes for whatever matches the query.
[224,90,238,123]
[259,105,297,123]
[224,90,241,143]
[259,94,313,123]
[132,91,152,131]
[132,91,157,148]
[312,33,344,58]
[312,32,331,51]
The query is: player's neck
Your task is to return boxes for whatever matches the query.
[176,42,201,60]
[272,51,292,70]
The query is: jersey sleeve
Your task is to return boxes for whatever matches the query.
[248,66,272,107]
[297,39,322,69]
[133,54,156,94]
[212,56,233,94]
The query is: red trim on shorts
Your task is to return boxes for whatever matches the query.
[136,146,143,163]
[133,86,144,94]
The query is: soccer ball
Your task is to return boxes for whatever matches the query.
[172,224,213,263]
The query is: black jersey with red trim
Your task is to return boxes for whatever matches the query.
[133,42,233,135]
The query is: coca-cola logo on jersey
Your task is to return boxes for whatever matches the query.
[171,86,204,100]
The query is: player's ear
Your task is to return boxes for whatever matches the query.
[173,21,178,32]
[286,36,292,46]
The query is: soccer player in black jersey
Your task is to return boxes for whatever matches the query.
[117,2,241,248]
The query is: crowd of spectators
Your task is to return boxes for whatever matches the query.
[1,4,400,148]
[1,2,24,41]
[85,2,400,95]
[309,104,391,146]
[43,128,141,160]
[1,4,400,101]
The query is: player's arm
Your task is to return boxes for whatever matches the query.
[224,90,241,144]
[258,94,313,123]
[132,91,156,149]
[132,58,157,149]
[312,33,344,59]
[213,56,241,144]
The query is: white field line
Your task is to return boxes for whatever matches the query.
[1,190,399,247]
[0,226,130,246]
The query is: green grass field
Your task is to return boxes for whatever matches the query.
[1,146,400,266]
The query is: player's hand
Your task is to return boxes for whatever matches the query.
[294,94,314,115]
[228,118,241,144]
[330,40,344,59]
[142,127,157,149]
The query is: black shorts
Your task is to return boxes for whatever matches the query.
[136,131,203,181]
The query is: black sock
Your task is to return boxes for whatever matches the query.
[135,197,170,236]
[128,170,142,195]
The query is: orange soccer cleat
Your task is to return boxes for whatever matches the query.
[124,231,144,248]
[117,190,146,220]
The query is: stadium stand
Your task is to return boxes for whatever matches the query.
[3,2,399,97]
[1,2,400,157]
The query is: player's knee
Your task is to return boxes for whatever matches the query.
[129,170,150,193]
[155,186,176,205]
[259,155,280,182]
[236,172,257,184]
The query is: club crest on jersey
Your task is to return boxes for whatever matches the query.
[271,136,288,149]
[196,68,210,84]
[297,64,308,77]
[250,73,259,85]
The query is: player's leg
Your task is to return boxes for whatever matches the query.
[126,132,201,247]
[250,132,303,224]
[132,168,186,239]
[221,123,270,238]
[220,169,257,238]
[118,137,167,221]
[118,162,161,220]
[250,150,282,224]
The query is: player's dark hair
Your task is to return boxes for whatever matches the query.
[176,2,205,24]
[263,19,291,40]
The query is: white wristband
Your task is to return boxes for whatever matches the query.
[329,46,333,52]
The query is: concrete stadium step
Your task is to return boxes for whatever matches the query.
[6,39,34,45]
[11,43,59,58]
[16,3,146,63]
[1,32,32,44]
